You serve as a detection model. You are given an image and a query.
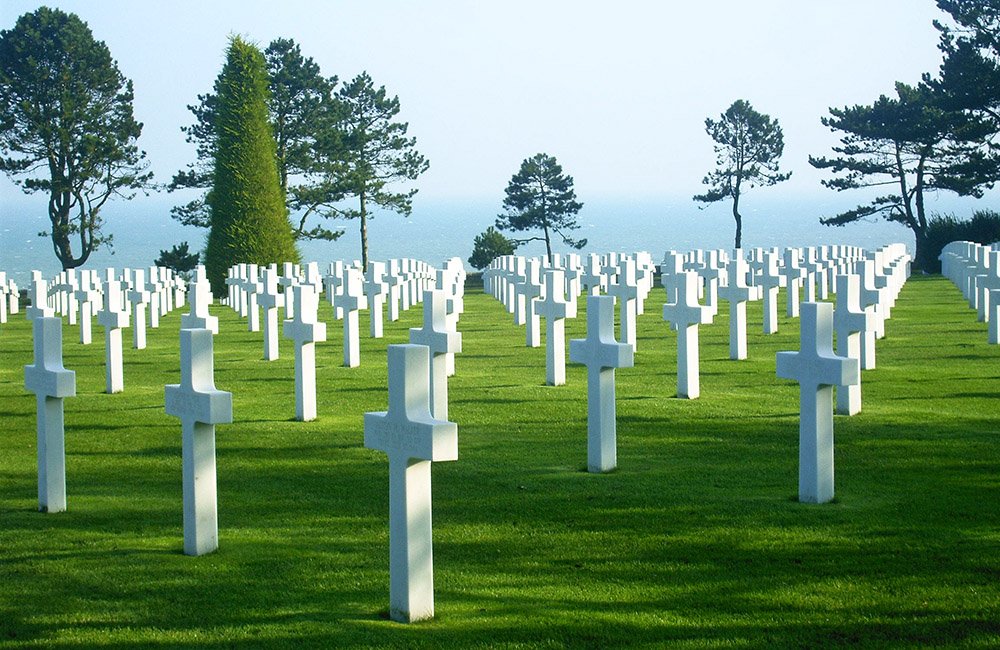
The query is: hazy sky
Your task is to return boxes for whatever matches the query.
[1,0,956,205]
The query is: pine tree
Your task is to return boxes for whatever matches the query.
[204,36,299,296]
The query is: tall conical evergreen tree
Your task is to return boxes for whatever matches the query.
[204,36,299,296]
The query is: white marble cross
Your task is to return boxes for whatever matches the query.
[662,271,712,399]
[364,344,458,623]
[97,278,129,394]
[25,315,76,512]
[74,271,100,345]
[776,302,859,504]
[409,290,462,419]
[165,327,233,555]
[339,267,366,368]
[517,261,543,347]
[833,273,872,416]
[757,250,784,334]
[283,284,327,421]
[569,295,634,472]
[718,253,758,360]
[365,261,389,338]
[607,258,640,350]
[258,266,285,361]
[27,271,53,321]
[181,266,219,334]
[242,264,262,332]
[535,269,577,386]
[781,248,807,318]
[128,269,150,349]
[146,266,163,328]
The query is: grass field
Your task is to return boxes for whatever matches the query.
[1,274,998,648]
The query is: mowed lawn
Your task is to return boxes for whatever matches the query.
[0,274,998,648]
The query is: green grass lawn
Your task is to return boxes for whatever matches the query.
[1,274,998,648]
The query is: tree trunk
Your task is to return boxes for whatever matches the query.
[360,190,369,269]
[543,224,552,264]
[732,192,743,250]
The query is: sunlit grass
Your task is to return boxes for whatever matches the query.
[1,275,998,648]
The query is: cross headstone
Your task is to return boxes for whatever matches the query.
[25,315,76,512]
[776,302,859,504]
[833,273,872,416]
[365,261,389,338]
[607,258,640,350]
[409,290,462,419]
[569,295,634,473]
[74,271,100,345]
[781,248,807,318]
[338,267,366,368]
[26,271,53,321]
[128,269,150,349]
[165,327,233,555]
[242,264,262,332]
[364,344,458,623]
[757,250,784,334]
[535,269,577,386]
[662,271,712,399]
[258,267,285,361]
[181,266,219,334]
[718,253,758,360]
[283,284,327,421]
[97,278,129,394]
[516,261,543,346]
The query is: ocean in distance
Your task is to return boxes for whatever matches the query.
[0,192,985,289]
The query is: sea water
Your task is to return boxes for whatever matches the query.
[0,192,973,289]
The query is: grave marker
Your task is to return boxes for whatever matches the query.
[409,290,462,419]
[776,302,859,504]
[662,271,712,399]
[283,284,327,421]
[364,344,458,623]
[165,328,233,555]
[569,295,634,473]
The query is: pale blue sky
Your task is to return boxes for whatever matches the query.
[1,0,955,202]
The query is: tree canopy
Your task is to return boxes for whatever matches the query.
[810,81,998,270]
[693,100,790,250]
[204,36,299,296]
[0,7,151,270]
[468,226,518,270]
[169,37,344,242]
[329,72,429,268]
[495,153,586,263]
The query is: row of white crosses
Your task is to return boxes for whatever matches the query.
[940,240,1000,343]
[0,271,20,325]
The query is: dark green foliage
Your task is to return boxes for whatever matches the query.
[810,82,999,271]
[154,242,200,279]
[329,72,430,268]
[496,153,585,263]
[169,38,343,242]
[0,7,151,270]
[924,209,1000,272]
[468,226,518,269]
[204,37,299,296]
[693,100,790,249]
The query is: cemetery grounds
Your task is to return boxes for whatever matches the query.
[0,275,998,648]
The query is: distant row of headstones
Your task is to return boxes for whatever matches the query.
[939,240,1000,344]
[15,242,913,623]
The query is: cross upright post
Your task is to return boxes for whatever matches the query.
[409,290,462,419]
[128,269,150,349]
[258,267,285,361]
[165,327,233,555]
[781,248,807,318]
[25,315,76,512]
[181,266,219,334]
[518,260,543,347]
[570,295,634,473]
[364,344,458,623]
[757,250,784,334]
[607,258,640,350]
[365,261,389,339]
[338,267,367,368]
[718,253,759,360]
[242,265,262,332]
[97,278,130,394]
[283,284,327,421]
[833,273,872,415]
[776,302,859,504]
[536,269,577,386]
[662,271,712,399]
